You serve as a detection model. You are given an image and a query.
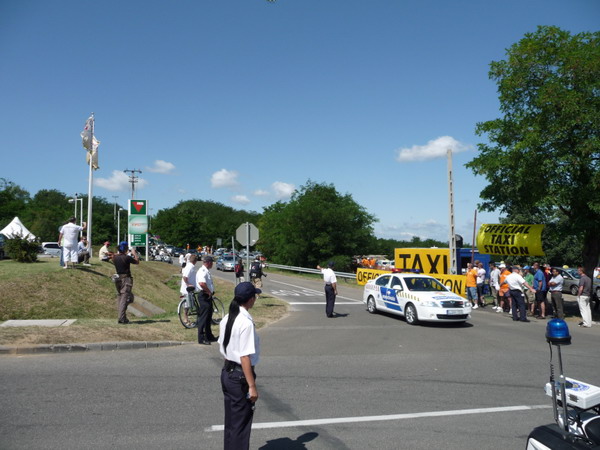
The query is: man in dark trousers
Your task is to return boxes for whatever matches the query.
[112,241,139,324]
[197,255,218,344]
[317,261,338,318]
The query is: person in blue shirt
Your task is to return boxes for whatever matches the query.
[532,262,547,319]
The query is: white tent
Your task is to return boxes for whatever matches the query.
[0,217,36,241]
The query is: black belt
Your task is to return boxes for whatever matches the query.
[224,360,255,372]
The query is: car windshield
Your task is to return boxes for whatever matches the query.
[565,269,580,279]
[404,277,448,292]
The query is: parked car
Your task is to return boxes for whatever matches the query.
[363,272,471,325]
[41,242,62,257]
[216,256,236,271]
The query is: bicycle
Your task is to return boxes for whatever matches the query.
[177,292,225,329]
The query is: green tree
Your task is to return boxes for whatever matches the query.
[466,26,600,275]
[0,179,30,227]
[22,190,72,242]
[152,200,260,249]
[259,181,376,269]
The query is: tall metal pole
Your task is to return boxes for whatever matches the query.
[117,208,124,244]
[471,209,477,264]
[447,149,457,275]
[123,169,142,199]
[86,113,94,257]
[79,198,83,238]
[112,196,118,222]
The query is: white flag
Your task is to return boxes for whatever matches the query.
[81,116,93,150]
[86,137,100,170]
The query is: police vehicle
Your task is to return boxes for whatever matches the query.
[362,273,471,325]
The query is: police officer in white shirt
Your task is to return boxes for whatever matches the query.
[196,255,217,344]
[218,282,261,450]
[317,261,338,317]
[505,266,536,322]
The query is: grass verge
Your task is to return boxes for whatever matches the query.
[0,258,287,345]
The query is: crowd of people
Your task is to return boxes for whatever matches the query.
[466,261,596,327]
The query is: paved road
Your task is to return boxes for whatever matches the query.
[2,270,599,449]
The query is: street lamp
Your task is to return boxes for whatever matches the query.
[117,208,125,244]
[68,195,84,237]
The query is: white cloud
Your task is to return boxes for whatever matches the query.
[231,195,251,205]
[395,136,471,163]
[253,189,270,197]
[211,169,239,188]
[95,170,149,192]
[146,160,175,174]
[272,181,295,200]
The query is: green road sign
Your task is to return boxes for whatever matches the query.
[129,199,147,215]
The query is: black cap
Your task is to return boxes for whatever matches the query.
[234,281,261,301]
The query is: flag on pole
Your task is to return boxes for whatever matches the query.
[81,115,100,170]
[86,137,100,170]
[81,116,93,150]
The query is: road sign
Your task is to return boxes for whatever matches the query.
[236,222,259,246]
[129,200,147,215]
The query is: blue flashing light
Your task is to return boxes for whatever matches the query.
[546,318,571,345]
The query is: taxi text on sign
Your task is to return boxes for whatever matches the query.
[476,224,545,257]
[356,268,466,297]
[394,248,451,275]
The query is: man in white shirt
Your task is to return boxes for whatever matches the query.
[505,266,536,322]
[180,254,198,326]
[548,267,564,319]
[196,255,217,345]
[317,261,338,318]
[58,217,86,269]
[489,262,501,310]
[476,261,487,307]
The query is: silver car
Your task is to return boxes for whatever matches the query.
[41,242,62,257]
[216,256,236,271]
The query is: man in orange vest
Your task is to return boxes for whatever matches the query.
[497,263,512,313]
[466,263,479,308]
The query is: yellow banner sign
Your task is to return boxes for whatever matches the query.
[393,248,451,275]
[476,224,545,256]
[356,268,466,297]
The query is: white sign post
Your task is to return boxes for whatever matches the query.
[236,222,259,269]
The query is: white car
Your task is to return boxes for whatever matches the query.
[41,242,61,257]
[363,273,471,325]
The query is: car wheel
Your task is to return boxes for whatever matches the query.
[570,285,579,296]
[366,296,377,314]
[405,303,419,325]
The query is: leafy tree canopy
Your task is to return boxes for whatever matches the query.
[466,26,600,273]
[259,181,376,269]
[151,199,260,249]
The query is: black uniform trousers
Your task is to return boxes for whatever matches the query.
[510,289,527,321]
[221,364,256,450]
[325,284,336,317]
[197,293,215,342]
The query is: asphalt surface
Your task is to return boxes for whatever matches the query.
[1,270,599,449]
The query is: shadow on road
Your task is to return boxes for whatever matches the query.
[259,432,318,449]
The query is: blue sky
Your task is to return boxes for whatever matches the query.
[1,0,598,242]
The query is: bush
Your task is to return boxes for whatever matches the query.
[5,237,40,263]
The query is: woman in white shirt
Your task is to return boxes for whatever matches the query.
[218,282,261,450]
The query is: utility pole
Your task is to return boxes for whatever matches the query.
[447,149,457,275]
[123,169,142,199]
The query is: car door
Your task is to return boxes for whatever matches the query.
[373,275,392,311]
[377,275,404,316]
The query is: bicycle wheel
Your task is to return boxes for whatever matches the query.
[211,296,225,325]
[178,296,198,329]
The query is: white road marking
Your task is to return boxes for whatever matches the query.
[269,279,362,302]
[206,404,551,432]
[287,302,364,305]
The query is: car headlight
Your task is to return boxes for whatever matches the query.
[421,301,440,308]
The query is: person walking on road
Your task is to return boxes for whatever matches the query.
[218,281,261,450]
[112,241,139,324]
[317,261,338,318]
[577,266,593,328]
[197,255,218,344]
[235,258,245,284]
[249,257,265,288]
